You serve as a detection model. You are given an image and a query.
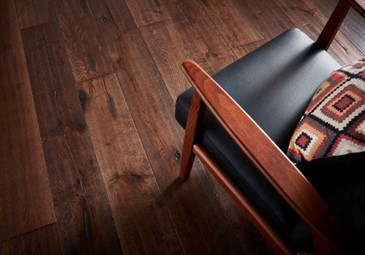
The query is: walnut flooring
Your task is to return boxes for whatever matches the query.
[0,0,364,254]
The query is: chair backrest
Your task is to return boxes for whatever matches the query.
[316,0,365,50]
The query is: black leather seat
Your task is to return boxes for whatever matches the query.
[175,28,341,249]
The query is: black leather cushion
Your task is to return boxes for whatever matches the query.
[290,179,365,252]
[175,28,340,238]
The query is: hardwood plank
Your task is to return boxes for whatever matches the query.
[138,14,272,252]
[139,20,201,102]
[0,0,361,254]
[124,0,170,27]
[312,0,365,54]
[164,0,240,71]
[275,0,363,64]
[1,224,62,255]
[342,8,365,54]
[88,0,136,34]
[206,183,275,254]
[56,0,113,82]
[198,0,262,48]
[0,0,22,51]
[141,0,238,102]
[21,23,122,254]
[14,0,57,29]
[0,44,55,241]
[79,74,183,255]
[92,2,247,253]
[229,0,294,56]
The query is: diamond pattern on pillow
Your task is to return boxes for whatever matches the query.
[287,58,365,163]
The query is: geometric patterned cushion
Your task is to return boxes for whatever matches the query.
[287,58,365,163]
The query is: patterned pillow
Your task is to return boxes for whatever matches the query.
[287,58,365,164]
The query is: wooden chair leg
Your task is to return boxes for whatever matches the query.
[179,90,206,182]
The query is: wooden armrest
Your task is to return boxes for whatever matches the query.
[182,60,351,254]
[317,0,365,49]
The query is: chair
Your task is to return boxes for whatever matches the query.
[175,0,365,254]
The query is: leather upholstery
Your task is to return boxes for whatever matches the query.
[175,28,340,242]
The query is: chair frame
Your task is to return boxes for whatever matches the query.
[178,0,365,254]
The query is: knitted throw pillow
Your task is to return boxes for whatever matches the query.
[287,58,365,164]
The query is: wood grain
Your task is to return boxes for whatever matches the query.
[1,224,62,255]
[139,20,191,102]
[164,0,239,71]
[0,0,22,50]
[141,0,238,102]
[124,0,170,27]
[92,2,248,252]
[21,23,122,254]
[229,0,294,56]
[79,74,183,255]
[14,0,57,29]
[179,90,206,181]
[199,0,262,48]
[313,0,365,54]
[276,0,363,64]
[56,0,113,82]
[0,43,55,241]
[0,0,362,253]
[343,8,365,54]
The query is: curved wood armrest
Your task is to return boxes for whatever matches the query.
[182,60,351,254]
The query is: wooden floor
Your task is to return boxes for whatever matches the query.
[0,0,364,254]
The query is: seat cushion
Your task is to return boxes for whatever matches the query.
[287,58,365,164]
[175,28,340,237]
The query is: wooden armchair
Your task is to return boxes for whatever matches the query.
[175,0,365,254]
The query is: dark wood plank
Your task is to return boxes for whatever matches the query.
[1,224,62,255]
[21,23,122,255]
[165,0,239,70]
[342,8,365,54]
[140,0,238,102]
[139,20,191,102]
[312,0,365,54]
[0,43,55,241]
[139,4,274,253]
[207,181,275,254]
[0,0,22,51]
[56,0,113,82]
[198,0,262,48]
[79,74,183,255]
[228,0,294,56]
[0,0,361,254]
[91,1,248,253]
[276,0,363,64]
[14,0,57,29]
[124,0,170,27]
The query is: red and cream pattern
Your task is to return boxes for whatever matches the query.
[287,58,365,163]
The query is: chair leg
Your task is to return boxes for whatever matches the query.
[179,132,196,182]
[179,90,206,182]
